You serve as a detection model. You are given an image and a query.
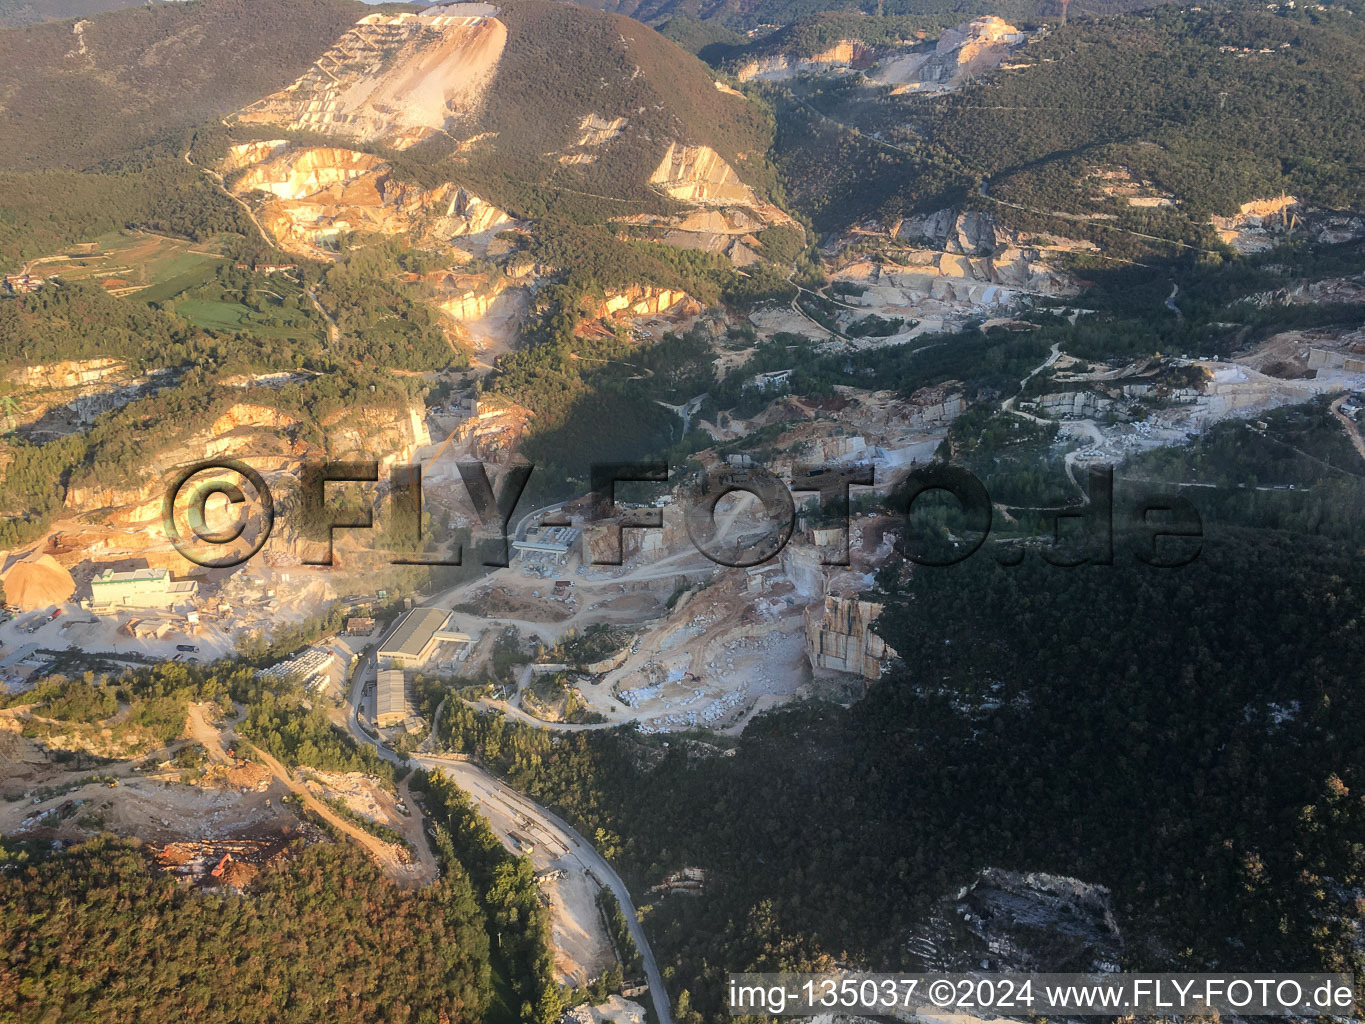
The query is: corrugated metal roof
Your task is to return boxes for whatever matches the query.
[376,668,409,720]
[377,607,450,660]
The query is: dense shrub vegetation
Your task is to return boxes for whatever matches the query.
[770,1,1365,243]
[0,837,491,1024]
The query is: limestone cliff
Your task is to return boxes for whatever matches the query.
[826,207,1080,328]
[1210,197,1365,253]
[590,285,700,319]
[229,144,512,258]
[425,271,513,321]
[835,249,1076,311]
[60,399,431,530]
[234,6,507,151]
[439,396,530,459]
[3,359,173,436]
[555,113,629,165]
[220,139,290,175]
[1211,196,1299,253]
[871,16,1026,94]
[7,358,127,391]
[735,39,876,83]
[650,143,760,207]
[226,4,788,272]
[803,594,895,680]
[642,142,793,260]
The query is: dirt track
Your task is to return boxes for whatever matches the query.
[190,704,438,887]
[1330,394,1365,463]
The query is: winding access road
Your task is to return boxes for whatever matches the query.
[341,593,674,1024]
[418,755,675,1024]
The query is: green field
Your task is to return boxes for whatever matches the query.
[172,295,320,340]
[174,298,256,330]
[133,260,222,304]
[26,229,233,294]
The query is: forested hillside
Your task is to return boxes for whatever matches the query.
[0,0,364,170]
[0,0,140,26]
[555,0,1174,31]
[0,838,491,1023]
[769,0,1365,241]
[429,528,1365,1023]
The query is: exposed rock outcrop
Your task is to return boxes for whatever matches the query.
[591,285,699,319]
[424,271,513,320]
[229,145,512,258]
[907,868,1122,974]
[220,139,290,175]
[556,113,629,165]
[3,360,175,437]
[835,249,1076,311]
[6,358,127,391]
[735,39,876,82]
[59,400,431,530]
[803,593,895,680]
[235,6,507,151]
[650,143,760,207]
[822,208,1081,332]
[1212,197,1365,253]
[642,142,793,258]
[871,16,1026,94]
[1212,196,1299,253]
[438,396,530,459]
[894,208,1001,255]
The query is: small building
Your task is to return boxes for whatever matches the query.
[88,567,197,613]
[375,668,411,728]
[124,618,175,640]
[345,616,376,636]
[4,273,49,295]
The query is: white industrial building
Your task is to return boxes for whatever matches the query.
[88,567,198,613]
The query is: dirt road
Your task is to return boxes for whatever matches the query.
[191,703,438,887]
[1331,394,1365,463]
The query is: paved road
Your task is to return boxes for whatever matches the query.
[420,756,675,1024]
[341,592,674,1024]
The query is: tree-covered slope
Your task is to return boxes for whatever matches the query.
[0,0,365,171]
[0,837,492,1023]
[771,0,1365,242]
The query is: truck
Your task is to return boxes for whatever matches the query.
[175,643,200,653]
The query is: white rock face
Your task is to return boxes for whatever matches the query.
[1211,196,1365,253]
[735,39,875,82]
[227,144,512,259]
[871,16,1027,94]
[650,143,760,206]
[235,10,507,151]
